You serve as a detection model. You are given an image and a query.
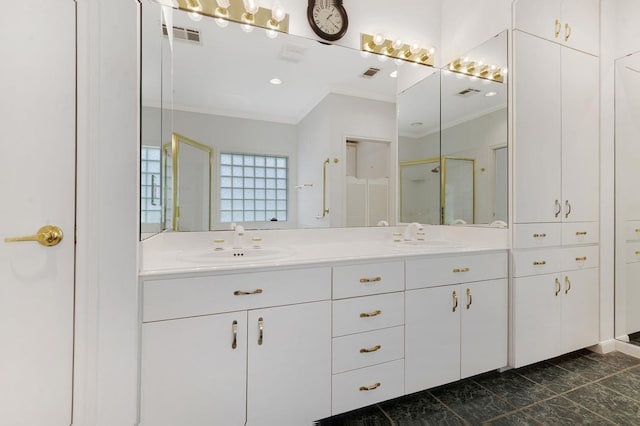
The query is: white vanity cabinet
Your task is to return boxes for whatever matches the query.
[404,252,508,394]
[622,222,640,335]
[513,0,600,55]
[513,30,599,225]
[330,261,405,415]
[511,246,599,367]
[140,267,332,426]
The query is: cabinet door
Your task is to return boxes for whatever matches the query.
[625,262,640,335]
[405,286,460,394]
[461,279,508,378]
[247,301,331,426]
[514,0,562,43]
[512,274,562,368]
[140,312,247,426]
[513,31,562,223]
[561,0,600,55]
[561,46,600,222]
[562,268,599,352]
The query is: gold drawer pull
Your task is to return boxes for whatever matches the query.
[360,276,382,283]
[453,267,470,273]
[360,310,382,318]
[576,231,588,236]
[533,261,547,266]
[359,382,381,391]
[360,345,382,354]
[533,233,546,238]
[635,251,640,255]
[233,289,263,296]
[575,256,587,262]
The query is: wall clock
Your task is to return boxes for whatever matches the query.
[307,0,348,42]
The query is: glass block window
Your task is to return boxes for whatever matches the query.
[141,146,162,224]
[220,153,288,223]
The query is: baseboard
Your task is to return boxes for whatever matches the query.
[615,340,640,359]
[588,339,617,354]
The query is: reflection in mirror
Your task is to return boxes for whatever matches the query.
[397,69,441,224]
[615,51,640,346]
[440,31,508,225]
[443,157,475,225]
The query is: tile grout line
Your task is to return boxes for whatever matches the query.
[374,403,396,426]
[426,388,479,425]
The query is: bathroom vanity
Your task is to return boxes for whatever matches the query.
[138,227,508,425]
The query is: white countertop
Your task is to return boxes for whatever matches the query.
[140,225,509,277]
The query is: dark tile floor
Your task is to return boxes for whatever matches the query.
[316,350,640,425]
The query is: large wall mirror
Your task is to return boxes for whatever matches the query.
[615,51,640,346]
[140,0,508,238]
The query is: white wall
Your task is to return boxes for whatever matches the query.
[399,132,440,161]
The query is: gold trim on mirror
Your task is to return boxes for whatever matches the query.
[172,0,290,34]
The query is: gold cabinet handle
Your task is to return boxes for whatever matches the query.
[4,225,63,247]
[453,267,470,273]
[258,317,264,345]
[233,289,263,296]
[565,276,571,294]
[575,256,587,262]
[555,278,561,296]
[565,200,572,218]
[232,320,238,349]
[635,251,640,255]
[533,233,547,238]
[565,22,572,41]
[466,288,472,310]
[636,228,640,233]
[452,290,458,312]
[360,310,382,318]
[359,382,381,391]
[576,231,588,236]
[360,276,382,283]
[533,261,547,266]
[555,19,561,38]
[554,200,561,218]
[360,345,382,354]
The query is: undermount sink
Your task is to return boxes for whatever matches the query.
[391,239,466,250]
[178,246,294,264]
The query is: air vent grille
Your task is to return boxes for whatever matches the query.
[162,24,201,43]
[362,67,381,78]
[456,88,481,97]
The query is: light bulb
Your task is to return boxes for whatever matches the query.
[360,50,372,58]
[265,28,278,39]
[216,0,230,7]
[243,0,259,14]
[241,23,254,32]
[377,54,388,62]
[389,70,398,78]
[391,39,403,50]
[188,11,202,21]
[271,1,286,23]
[394,58,404,66]
[372,33,385,46]
[427,46,436,55]
[409,42,421,55]
[215,17,229,27]
[502,67,508,75]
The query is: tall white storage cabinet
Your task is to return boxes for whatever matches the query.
[511,1,600,368]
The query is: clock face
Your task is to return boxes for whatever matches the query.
[307,1,348,41]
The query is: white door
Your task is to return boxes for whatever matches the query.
[405,286,460,393]
[493,147,508,222]
[561,46,600,223]
[247,301,332,426]
[0,2,76,425]
[561,0,600,55]
[562,269,599,353]
[513,31,562,223]
[140,313,248,426]
[513,0,561,43]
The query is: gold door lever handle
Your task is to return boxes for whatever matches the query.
[4,225,63,247]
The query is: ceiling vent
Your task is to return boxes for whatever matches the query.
[456,88,481,97]
[280,44,307,63]
[162,24,201,44]
[362,67,381,78]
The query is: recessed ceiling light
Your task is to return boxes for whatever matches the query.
[485,91,497,97]
[389,70,398,78]
[270,78,282,85]
[410,122,423,127]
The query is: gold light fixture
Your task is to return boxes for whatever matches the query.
[448,57,505,83]
[360,33,435,67]
[174,0,290,34]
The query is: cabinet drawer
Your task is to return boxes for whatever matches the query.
[625,221,640,241]
[512,248,563,277]
[562,222,599,245]
[143,267,331,322]
[331,359,404,415]
[626,242,640,264]
[332,292,404,337]
[406,252,508,290]
[562,245,599,271]
[333,261,404,299]
[332,326,404,374]
[513,223,561,248]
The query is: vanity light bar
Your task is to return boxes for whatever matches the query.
[448,59,505,83]
[174,0,290,34]
[360,34,435,67]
